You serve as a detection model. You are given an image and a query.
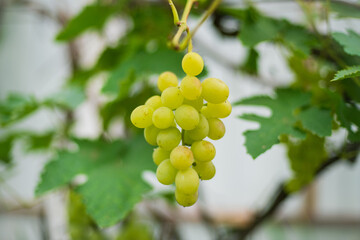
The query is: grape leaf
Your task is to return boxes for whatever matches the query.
[332,65,360,81]
[234,89,311,159]
[329,1,360,19]
[0,135,15,164]
[36,137,155,227]
[332,31,360,57]
[297,107,332,137]
[0,94,39,127]
[286,134,327,192]
[56,4,117,41]
[240,48,259,75]
[102,46,184,95]
[45,86,86,110]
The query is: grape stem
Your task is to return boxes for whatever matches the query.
[168,0,223,51]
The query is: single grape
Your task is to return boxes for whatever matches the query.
[170,146,194,170]
[183,131,195,146]
[182,52,204,76]
[152,106,174,129]
[193,161,216,180]
[175,167,199,194]
[207,101,232,118]
[191,140,216,162]
[175,105,199,130]
[180,76,202,100]
[158,72,178,92]
[156,159,177,185]
[157,127,181,151]
[161,87,184,110]
[187,114,209,141]
[153,147,170,165]
[183,97,204,112]
[175,189,198,207]
[207,118,225,140]
[201,78,229,104]
[145,95,162,110]
[144,125,160,146]
[130,105,153,128]
[200,106,213,118]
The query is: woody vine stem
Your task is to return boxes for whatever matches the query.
[168,0,223,51]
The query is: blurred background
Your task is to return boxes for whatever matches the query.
[0,0,360,239]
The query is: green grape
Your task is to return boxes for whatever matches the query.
[187,114,209,141]
[201,78,229,104]
[157,127,181,151]
[193,161,216,180]
[161,87,184,110]
[183,97,204,112]
[152,106,174,129]
[144,125,160,146]
[175,189,198,207]
[207,118,225,140]
[182,52,204,76]
[153,147,170,165]
[183,131,195,146]
[170,146,194,170]
[191,140,216,162]
[175,167,199,194]
[200,106,213,118]
[156,159,177,185]
[175,105,199,130]
[207,101,232,118]
[158,72,178,92]
[180,76,202,100]
[130,105,153,128]
[145,95,162,110]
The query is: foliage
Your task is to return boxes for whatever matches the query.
[1,0,360,237]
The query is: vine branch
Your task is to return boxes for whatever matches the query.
[230,142,359,240]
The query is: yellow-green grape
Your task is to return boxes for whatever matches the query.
[207,101,232,118]
[156,159,177,185]
[158,72,178,92]
[200,106,213,118]
[170,146,194,170]
[207,118,225,140]
[153,147,170,165]
[145,95,162,110]
[183,131,195,146]
[157,127,181,151]
[175,189,198,207]
[175,168,199,194]
[187,114,209,141]
[180,76,202,100]
[183,97,204,112]
[130,105,153,128]
[161,87,184,110]
[175,105,199,130]
[201,78,229,104]
[191,140,216,162]
[193,161,216,180]
[144,125,160,146]
[152,107,174,129]
[182,52,204,76]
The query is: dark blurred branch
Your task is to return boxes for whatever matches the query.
[230,142,359,240]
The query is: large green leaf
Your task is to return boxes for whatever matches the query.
[102,46,184,95]
[235,89,333,158]
[332,31,360,57]
[332,65,360,81]
[235,89,311,159]
[56,4,117,41]
[36,137,154,227]
[298,107,332,137]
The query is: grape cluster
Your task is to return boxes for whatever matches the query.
[130,52,231,207]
